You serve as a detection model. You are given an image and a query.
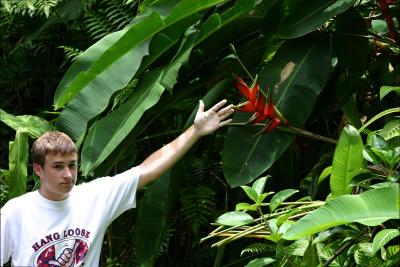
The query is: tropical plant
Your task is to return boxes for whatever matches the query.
[1,0,399,265]
[206,108,399,265]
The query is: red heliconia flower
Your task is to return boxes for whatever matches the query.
[265,117,281,132]
[233,75,284,132]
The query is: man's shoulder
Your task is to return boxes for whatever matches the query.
[1,191,36,213]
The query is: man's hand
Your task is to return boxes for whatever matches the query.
[194,99,234,137]
[137,99,234,188]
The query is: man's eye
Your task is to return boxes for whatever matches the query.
[54,165,63,170]
[69,163,77,168]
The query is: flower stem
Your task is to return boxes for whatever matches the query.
[227,122,338,144]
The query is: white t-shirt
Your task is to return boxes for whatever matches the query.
[1,167,140,267]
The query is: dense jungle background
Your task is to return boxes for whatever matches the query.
[0,0,399,266]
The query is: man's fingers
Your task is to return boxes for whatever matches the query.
[217,104,234,116]
[210,99,227,112]
[198,100,205,113]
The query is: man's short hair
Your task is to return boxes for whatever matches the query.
[31,131,77,167]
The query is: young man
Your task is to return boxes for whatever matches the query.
[0,99,234,267]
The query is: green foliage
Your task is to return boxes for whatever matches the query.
[1,0,399,265]
[330,125,363,197]
[1,0,61,17]
[180,186,216,235]
[241,243,270,257]
[83,0,135,40]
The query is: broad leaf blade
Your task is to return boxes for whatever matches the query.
[372,229,400,254]
[54,29,129,109]
[7,131,29,199]
[269,189,299,212]
[277,0,355,39]
[330,125,363,197]
[135,171,172,266]
[283,185,400,240]
[333,9,369,75]
[0,109,53,138]
[80,33,196,175]
[241,186,258,203]
[216,211,254,226]
[56,15,158,141]
[252,176,268,196]
[245,257,275,267]
[80,69,164,175]
[380,86,400,100]
[223,34,331,187]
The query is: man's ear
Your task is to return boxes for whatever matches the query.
[33,163,43,178]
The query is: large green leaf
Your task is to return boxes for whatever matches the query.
[283,185,400,240]
[269,189,299,212]
[376,119,400,141]
[372,229,400,254]
[7,131,29,199]
[245,258,275,267]
[277,0,355,39]
[380,86,400,100]
[223,34,331,187]
[54,29,132,109]
[56,14,160,141]
[195,0,258,44]
[0,109,54,138]
[330,125,363,197]
[216,211,255,226]
[333,9,369,75]
[135,171,172,267]
[56,0,227,142]
[358,108,400,134]
[54,1,196,110]
[80,33,196,175]
[80,69,164,175]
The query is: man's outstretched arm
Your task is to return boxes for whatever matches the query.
[137,99,234,188]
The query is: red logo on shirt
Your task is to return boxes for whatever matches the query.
[33,238,89,267]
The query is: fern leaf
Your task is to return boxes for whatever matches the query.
[241,243,270,257]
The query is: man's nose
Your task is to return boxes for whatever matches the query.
[62,167,73,178]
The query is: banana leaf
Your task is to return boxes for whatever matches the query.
[0,109,54,138]
[277,0,355,39]
[80,33,196,175]
[283,185,400,240]
[330,125,363,197]
[56,0,227,141]
[7,131,29,199]
[333,9,369,75]
[56,14,160,141]
[135,171,172,266]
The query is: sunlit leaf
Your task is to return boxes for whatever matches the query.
[216,211,255,226]
[0,109,53,138]
[245,257,275,267]
[7,131,29,199]
[330,125,363,197]
[269,189,298,212]
[283,185,400,240]
[372,229,400,254]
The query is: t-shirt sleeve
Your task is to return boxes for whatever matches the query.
[0,204,13,265]
[79,167,140,225]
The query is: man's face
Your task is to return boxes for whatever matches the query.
[33,152,78,201]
